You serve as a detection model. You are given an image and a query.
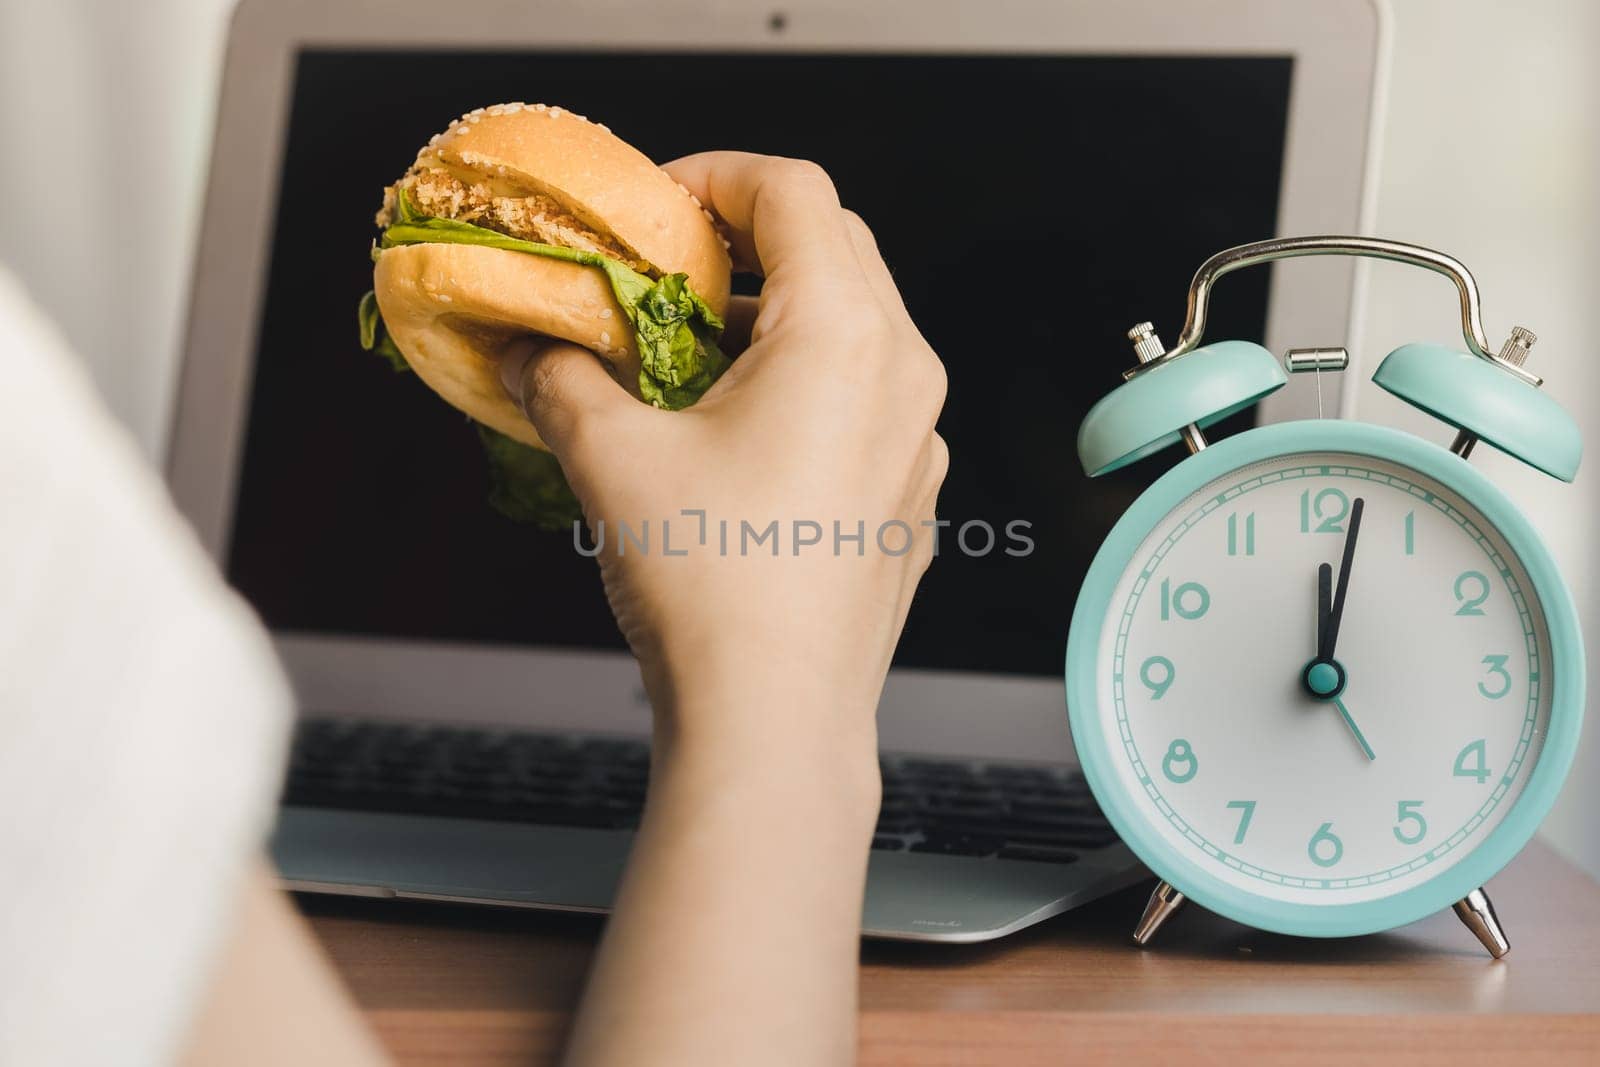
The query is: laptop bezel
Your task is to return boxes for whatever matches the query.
[168,0,1387,758]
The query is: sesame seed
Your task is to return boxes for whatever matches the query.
[599,331,612,344]
[600,308,613,319]
[596,123,610,133]
[437,294,453,303]
[533,103,547,111]
[549,106,563,117]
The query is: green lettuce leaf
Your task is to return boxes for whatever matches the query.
[357,289,410,372]
[362,186,729,525]
[477,425,583,530]
[377,195,728,409]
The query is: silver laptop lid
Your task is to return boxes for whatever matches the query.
[169,0,1385,759]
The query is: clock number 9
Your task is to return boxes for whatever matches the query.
[1159,579,1210,621]
[1307,822,1344,868]
[1139,656,1176,700]
[1161,739,1198,783]
[1299,487,1350,533]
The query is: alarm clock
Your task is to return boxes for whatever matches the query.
[1065,236,1585,956]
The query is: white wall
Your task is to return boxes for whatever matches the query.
[0,0,235,455]
[1354,0,1600,876]
[2,0,1596,875]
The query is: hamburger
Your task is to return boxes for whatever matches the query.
[358,102,733,526]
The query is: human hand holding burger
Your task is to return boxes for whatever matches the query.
[366,107,947,1065]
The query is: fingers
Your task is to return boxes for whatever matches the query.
[497,337,636,465]
[662,153,866,293]
[840,210,916,332]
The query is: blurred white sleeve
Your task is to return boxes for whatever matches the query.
[0,267,292,1065]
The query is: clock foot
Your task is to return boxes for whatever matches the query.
[1132,881,1186,945]
[1453,886,1510,959]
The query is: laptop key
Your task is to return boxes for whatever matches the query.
[909,832,1003,857]
[283,719,1122,852]
[997,844,1079,864]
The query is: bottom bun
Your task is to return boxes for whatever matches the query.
[372,243,642,450]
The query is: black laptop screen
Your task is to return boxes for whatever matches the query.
[226,49,1291,677]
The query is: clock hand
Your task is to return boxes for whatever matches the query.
[1331,695,1376,761]
[1320,497,1365,662]
[1302,499,1372,760]
[1316,562,1332,660]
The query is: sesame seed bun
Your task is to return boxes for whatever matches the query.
[371,103,732,450]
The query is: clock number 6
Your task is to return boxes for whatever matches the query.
[1393,801,1428,845]
[1307,822,1344,868]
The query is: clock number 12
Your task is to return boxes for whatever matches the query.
[1300,488,1350,533]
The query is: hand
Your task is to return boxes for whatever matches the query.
[499,152,947,1067]
[499,153,947,770]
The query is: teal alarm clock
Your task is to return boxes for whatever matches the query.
[1065,236,1585,957]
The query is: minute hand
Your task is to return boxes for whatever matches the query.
[1318,497,1365,662]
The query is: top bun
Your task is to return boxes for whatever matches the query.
[419,103,731,312]
[371,103,731,451]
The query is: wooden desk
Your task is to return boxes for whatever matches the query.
[303,840,1600,1065]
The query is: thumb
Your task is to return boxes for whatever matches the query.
[498,337,634,464]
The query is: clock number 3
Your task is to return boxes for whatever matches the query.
[1477,655,1512,699]
[1161,739,1198,783]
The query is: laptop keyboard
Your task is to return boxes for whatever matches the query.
[283,718,1119,864]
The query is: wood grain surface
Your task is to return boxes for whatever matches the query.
[301,840,1600,1065]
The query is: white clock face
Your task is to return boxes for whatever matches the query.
[1095,451,1553,905]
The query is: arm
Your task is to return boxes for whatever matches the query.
[180,862,389,1067]
[500,153,948,1066]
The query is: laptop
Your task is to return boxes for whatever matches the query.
[167,0,1386,942]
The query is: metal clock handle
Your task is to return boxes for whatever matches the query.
[1130,234,1542,388]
